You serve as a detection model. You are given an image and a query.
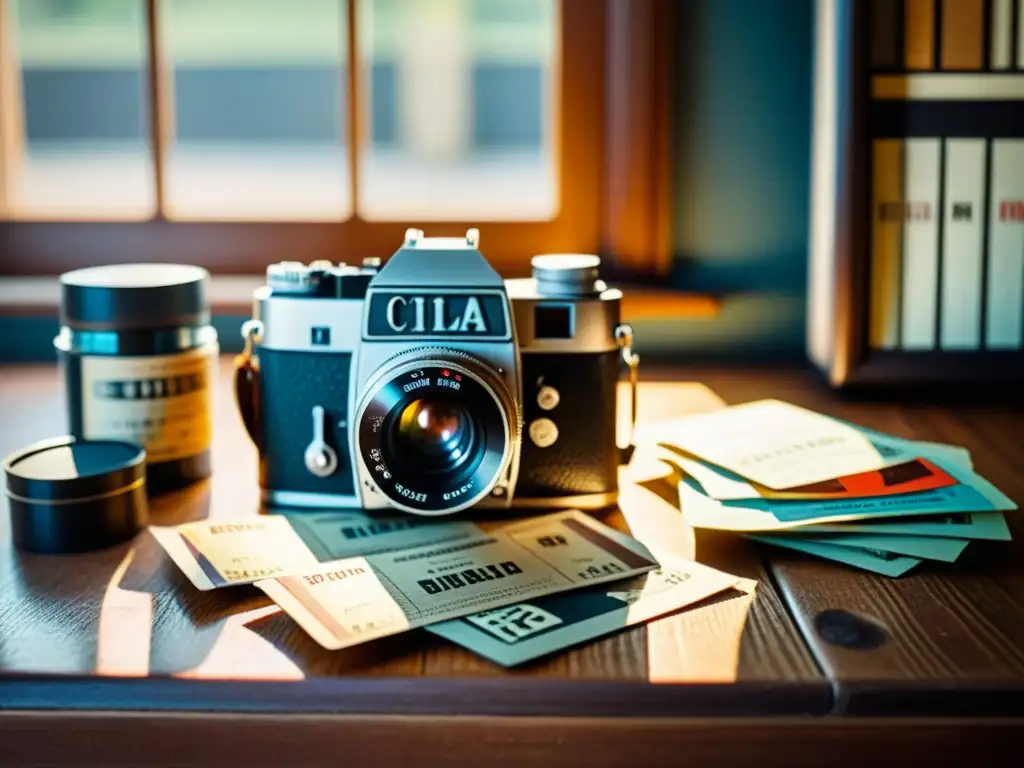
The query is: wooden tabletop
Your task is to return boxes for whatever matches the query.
[2,360,1024,763]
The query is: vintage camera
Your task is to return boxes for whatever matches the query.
[236,229,639,516]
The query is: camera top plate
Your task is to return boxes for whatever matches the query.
[368,229,504,289]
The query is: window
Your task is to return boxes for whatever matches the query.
[162,0,351,221]
[4,0,154,219]
[0,0,671,278]
[358,0,558,221]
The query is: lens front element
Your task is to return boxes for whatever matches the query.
[395,398,476,473]
[356,354,517,515]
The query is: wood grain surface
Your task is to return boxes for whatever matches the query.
[2,711,1022,768]
[0,360,825,718]
[686,368,1024,715]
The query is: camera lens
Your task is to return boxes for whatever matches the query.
[355,352,518,516]
[394,398,476,473]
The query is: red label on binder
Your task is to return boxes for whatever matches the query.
[999,200,1024,222]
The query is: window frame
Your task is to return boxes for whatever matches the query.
[0,0,674,280]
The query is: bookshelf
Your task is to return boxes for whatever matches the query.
[808,0,1024,386]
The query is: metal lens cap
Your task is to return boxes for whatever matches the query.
[3,436,149,554]
[531,254,602,297]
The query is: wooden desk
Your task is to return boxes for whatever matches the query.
[1,361,1022,766]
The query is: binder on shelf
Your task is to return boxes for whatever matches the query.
[940,139,986,350]
[1015,0,1024,70]
[990,0,1014,70]
[940,0,985,71]
[870,0,901,70]
[1018,0,1024,70]
[905,0,936,70]
[870,139,904,350]
[985,140,1024,349]
[900,139,941,350]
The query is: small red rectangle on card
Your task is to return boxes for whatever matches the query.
[766,458,957,499]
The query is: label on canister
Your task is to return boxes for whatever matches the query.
[78,342,218,464]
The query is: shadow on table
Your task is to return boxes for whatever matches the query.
[242,608,424,676]
[1,541,138,674]
[147,480,214,526]
[635,471,768,583]
[627,471,800,684]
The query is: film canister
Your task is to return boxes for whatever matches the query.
[4,437,149,554]
[54,263,218,494]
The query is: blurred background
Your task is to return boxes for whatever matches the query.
[0,0,814,362]
[13,0,556,219]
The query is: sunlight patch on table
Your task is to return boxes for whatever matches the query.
[96,547,153,677]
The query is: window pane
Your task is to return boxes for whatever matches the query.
[11,0,154,219]
[163,0,349,221]
[358,0,558,221]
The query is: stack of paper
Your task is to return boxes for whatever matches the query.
[151,509,749,666]
[637,399,1017,577]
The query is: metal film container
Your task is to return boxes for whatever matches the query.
[54,264,218,494]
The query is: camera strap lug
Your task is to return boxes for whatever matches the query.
[234,319,264,448]
[615,323,640,465]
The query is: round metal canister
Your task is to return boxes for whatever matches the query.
[54,264,218,494]
[4,437,149,554]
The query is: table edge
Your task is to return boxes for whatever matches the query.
[0,673,832,718]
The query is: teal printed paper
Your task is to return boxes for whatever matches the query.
[679,434,1015,532]
[428,555,745,667]
[748,535,921,577]
[757,429,1014,523]
[803,512,1010,541]
[774,532,968,562]
[679,478,1012,532]
[662,429,973,503]
[750,484,998,524]
[843,425,973,471]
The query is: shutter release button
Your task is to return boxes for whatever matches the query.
[537,386,560,411]
[528,418,559,448]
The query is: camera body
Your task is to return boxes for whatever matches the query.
[244,229,632,516]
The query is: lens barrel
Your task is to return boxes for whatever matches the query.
[355,352,518,515]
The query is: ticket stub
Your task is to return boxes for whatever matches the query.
[255,510,660,651]
[149,512,485,590]
[428,553,750,666]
